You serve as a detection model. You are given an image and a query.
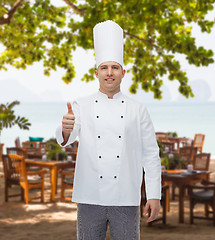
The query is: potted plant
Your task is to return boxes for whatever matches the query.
[157,140,164,157]
[45,140,67,161]
[167,131,178,138]
[161,154,187,170]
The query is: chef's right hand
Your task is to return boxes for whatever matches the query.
[62,102,75,136]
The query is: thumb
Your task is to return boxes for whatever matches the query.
[67,102,73,114]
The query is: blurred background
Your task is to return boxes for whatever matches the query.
[0,0,215,156]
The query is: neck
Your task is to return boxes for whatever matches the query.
[99,88,120,99]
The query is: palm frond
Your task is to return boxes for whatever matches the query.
[0,101,31,134]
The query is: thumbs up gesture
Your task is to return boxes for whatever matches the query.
[62,102,75,136]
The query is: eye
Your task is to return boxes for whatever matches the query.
[113,66,119,69]
[100,66,107,70]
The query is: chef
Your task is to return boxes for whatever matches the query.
[56,20,161,240]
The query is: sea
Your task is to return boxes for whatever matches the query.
[1,101,215,157]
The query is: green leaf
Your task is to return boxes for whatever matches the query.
[0,0,214,99]
[0,101,31,135]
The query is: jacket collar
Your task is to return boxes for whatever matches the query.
[97,90,122,99]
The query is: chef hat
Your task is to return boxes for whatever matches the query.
[93,20,123,68]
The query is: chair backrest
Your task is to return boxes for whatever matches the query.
[22,141,41,154]
[2,154,20,182]
[193,153,210,171]
[71,141,79,153]
[8,154,27,185]
[156,132,168,142]
[65,142,79,161]
[179,146,198,164]
[39,142,47,151]
[65,147,77,161]
[161,141,175,153]
[15,137,21,148]
[7,147,27,158]
[22,141,39,149]
[193,134,205,153]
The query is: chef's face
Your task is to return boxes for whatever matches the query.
[95,61,126,98]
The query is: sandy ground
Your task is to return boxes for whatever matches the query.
[0,161,215,240]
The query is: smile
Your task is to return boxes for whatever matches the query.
[105,78,114,83]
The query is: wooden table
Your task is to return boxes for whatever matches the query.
[162,170,210,223]
[25,159,75,202]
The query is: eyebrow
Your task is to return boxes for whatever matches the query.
[100,64,120,68]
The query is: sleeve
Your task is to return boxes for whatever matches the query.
[140,105,161,200]
[56,100,81,147]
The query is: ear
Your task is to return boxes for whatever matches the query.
[122,69,126,78]
[95,69,99,78]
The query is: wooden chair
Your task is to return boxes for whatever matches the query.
[172,146,197,200]
[22,141,41,153]
[22,141,38,149]
[71,141,79,154]
[172,151,209,200]
[179,146,198,165]
[2,154,24,202]
[193,134,205,153]
[7,147,41,171]
[160,141,175,155]
[8,154,46,204]
[39,141,47,150]
[180,137,193,147]
[193,153,210,171]
[15,137,21,148]
[7,147,27,158]
[60,168,75,202]
[65,141,78,162]
[65,148,77,162]
[156,132,178,157]
[188,180,215,226]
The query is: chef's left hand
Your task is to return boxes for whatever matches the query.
[143,199,161,223]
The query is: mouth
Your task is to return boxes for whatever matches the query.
[105,78,114,83]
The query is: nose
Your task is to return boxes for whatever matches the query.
[107,67,113,76]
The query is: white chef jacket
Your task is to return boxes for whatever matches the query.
[56,91,161,206]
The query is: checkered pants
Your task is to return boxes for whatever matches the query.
[77,203,140,240]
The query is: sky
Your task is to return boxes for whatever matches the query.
[0,2,215,104]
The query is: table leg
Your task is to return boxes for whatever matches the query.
[166,185,170,212]
[50,166,57,202]
[178,185,185,223]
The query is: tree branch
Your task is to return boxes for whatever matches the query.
[63,0,85,17]
[0,0,25,25]
[124,30,161,50]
